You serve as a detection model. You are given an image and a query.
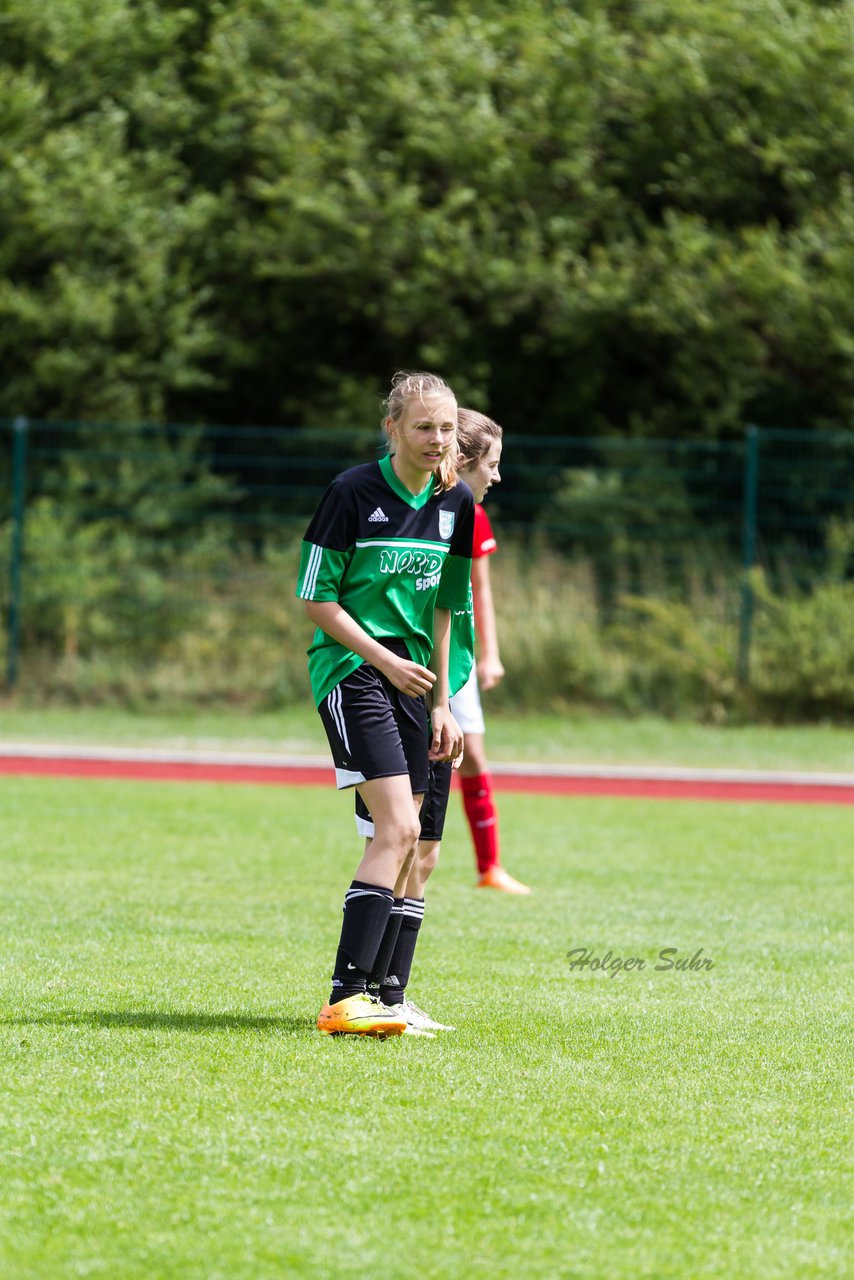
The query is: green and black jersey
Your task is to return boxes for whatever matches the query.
[296,454,475,707]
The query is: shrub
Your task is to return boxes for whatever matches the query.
[751,575,854,719]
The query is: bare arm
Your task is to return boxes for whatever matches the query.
[471,556,505,690]
[303,600,435,697]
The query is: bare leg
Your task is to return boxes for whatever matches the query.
[404,838,441,900]
[458,731,488,777]
[354,775,423,888]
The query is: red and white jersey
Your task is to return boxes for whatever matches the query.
[473,504,498,560]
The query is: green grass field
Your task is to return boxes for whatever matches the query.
[1,775,851,1280]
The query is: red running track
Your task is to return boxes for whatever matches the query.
[1,753,853,805]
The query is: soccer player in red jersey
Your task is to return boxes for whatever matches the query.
[452,413,530,894]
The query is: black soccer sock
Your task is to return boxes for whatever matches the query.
[366,898,405,998]
[329,881,394,1005]
[379,897,424,1007]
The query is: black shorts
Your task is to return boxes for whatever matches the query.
[355,758,453,843]
[318,640,431,794]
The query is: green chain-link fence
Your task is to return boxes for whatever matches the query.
[2,419,853,714]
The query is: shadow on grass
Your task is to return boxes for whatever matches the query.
[2,1009,314,1034]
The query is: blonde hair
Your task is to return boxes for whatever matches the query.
[382,370,459,492]
[456,407,503,467]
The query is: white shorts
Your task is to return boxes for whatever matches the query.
[449,667,485,736]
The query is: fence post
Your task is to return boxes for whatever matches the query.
[738,424,759,683]
[7,416,28,689]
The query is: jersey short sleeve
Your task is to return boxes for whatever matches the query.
[296,478,355,602]
[435,490,475,611]
[436,486,475,696]
[473,504,498,559]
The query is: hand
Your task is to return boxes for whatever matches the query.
[477,656,505,691]
[428,705,465,765]
[382,656,437,698]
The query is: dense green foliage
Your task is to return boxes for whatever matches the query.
[4,0,854,434]
[4,2,854,721]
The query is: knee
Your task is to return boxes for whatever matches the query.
[418,840,440,879]
[382,814,421,856]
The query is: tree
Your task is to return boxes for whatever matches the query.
[3,0,854,438]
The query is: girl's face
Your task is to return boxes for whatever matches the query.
[460,440,502,503]
[387,394,457,476]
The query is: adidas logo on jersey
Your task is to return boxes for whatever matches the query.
[368,507,389,522]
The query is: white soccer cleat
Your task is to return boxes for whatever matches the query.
[388,997,456,1033]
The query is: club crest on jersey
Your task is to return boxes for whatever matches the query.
[439,509,455,540]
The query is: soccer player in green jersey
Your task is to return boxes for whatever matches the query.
[353,408,526,1034]
[296,371,475,1037]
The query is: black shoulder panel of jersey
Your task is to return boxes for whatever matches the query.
[306,462,476,553]
[330,461,383,497]
[301,463,381,552]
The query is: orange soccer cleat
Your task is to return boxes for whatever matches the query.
[317,993,408,1038]
[476,865,532,895]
